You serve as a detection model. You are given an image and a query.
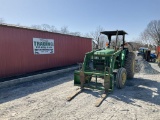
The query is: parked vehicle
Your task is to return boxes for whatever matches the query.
[67,30,135,107]
[137,47,156,62]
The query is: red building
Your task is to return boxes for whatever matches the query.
[0,24,92,79]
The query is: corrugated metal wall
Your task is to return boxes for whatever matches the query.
[0,25,92,78]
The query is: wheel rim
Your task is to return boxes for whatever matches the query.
[122,72,127,85]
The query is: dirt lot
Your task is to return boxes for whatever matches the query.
[0,64,160,120]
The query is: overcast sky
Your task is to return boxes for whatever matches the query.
[0,0,160,40]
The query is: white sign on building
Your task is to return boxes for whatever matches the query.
[33,38,54,54]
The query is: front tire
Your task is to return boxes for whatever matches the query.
[116,68,127,89]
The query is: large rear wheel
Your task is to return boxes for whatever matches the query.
[124,52,135,79]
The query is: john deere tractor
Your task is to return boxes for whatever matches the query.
[67,30,135,107]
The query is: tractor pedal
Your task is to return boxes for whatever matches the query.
[95,93,107,107]
[67,88,82,101]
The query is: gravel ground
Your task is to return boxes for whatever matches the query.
[0,64,160,120]
[149,62,160,72]
[135,56,160,74]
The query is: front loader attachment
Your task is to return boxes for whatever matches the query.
[66,88,82,101]
[67,66,114,107]
[74,71,92,86]
[67,48,122,107]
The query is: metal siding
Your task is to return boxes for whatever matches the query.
[0,25,92,78]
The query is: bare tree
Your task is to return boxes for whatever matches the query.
[50,25,58,32]
[41,24,50,31]
[0,18,5,24]
[70,32,81,36]
[141,20,160,46]
[16,23,21,27]
[140,31,153,45]
[83,33,90,38]
[31,25,42,30]
[90,26,106,49]
[99,40,104,49]
[60,26,69,34]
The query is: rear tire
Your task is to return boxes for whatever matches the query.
[116,68,127,89]
[153,58,156,63]
[124,52,135,79]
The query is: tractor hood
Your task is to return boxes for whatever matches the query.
[94,49,115,55]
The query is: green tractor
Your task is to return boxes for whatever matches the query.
[67,30,135,107]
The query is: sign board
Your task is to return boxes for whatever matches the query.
[33,38,54,54]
